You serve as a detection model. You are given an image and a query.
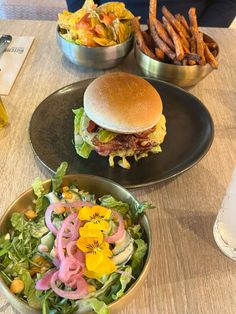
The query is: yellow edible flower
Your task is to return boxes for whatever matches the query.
[79,227,103,239]
[78,205,111,231]
[77,232,116,278]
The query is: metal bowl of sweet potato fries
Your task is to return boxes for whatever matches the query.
[133,3,219,87]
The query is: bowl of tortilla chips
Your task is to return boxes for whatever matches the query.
[57,0,134,69]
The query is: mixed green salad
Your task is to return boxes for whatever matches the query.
[0,162,150,314]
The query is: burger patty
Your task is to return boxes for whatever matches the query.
[92,126,157,156]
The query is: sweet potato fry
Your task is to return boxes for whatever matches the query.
[155,47,165,61]
[188,36,197,64]
[188,60,196,65]
[152,16,175,50]
[204,43,218,69]
[195,32,206,65]
[175,14,190,34]
[188,8,198,34]
[132,17,156,59]
[190,36,196,53]
[206,42,217,50]
[184,52,201,63]
[149,14,176,60]
[142,31,155,50]
[173,59,182,65]
[180,37,190,53]
[162,16,184,61]
[162,6,190,39]
[149,0,157,18]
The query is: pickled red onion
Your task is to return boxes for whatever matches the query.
[58,257,84,287]
[66,241,85,263]
[45,204,59,235]
[105,210,125,243]
[45,201,93,236]
[50,271,88,299]
[35,269,57,291]
[56,212,78,261]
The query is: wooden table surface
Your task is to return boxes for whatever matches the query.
[0,20,236,314]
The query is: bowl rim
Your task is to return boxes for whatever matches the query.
[57,25,134,49]
[0,173,152,313]
[135,31,219,69]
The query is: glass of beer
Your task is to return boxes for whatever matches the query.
[0,97,9,128]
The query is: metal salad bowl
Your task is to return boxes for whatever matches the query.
[57,27,134,70]
[134,33,219,88]
[0,174,152,314]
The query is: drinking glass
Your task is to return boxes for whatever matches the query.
[213,167,236,260]
[0,97,8,128]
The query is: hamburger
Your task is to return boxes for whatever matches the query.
[73,72,166,169]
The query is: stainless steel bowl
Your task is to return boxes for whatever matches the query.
[57,27,134,70]
[134,33,219,88]
[0,174,152,314]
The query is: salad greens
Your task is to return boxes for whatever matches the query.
[0,162,150,314]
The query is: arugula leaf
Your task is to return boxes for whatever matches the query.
[42,299,50,314]
[131,201,154,222]
[131,239,148,278]
[0,233,10,246]
[30,216,48,238]
[79,191,95,203]
[34,196,49,214]
[112,266,132,300]
[0,270,12,285]
[10,213,48,239]
[77,298,109,314]
[43,290,79,314]
[52,162,68,193]
[0,242,11,257]
[11,212,26,232]
[21,270,42,309]
[86,272,120,303]
[128,224,142,239]
[0,234,11,256]
[99,195,129,216]
[33,177,45,198]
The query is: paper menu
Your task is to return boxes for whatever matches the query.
[0,36,34,96]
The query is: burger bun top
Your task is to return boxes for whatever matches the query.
[84,72,163,134]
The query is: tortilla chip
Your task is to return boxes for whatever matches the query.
[58,1,134,46]
[82,0,96,11]
[118,20,132,43]
[93,37,116,46]
[97,2,133,20]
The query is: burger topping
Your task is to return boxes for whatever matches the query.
[87,120,98,133]
[73,107,166,169]
[92,133,155,157]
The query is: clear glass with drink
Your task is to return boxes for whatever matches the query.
[213,167,236,261]
[0,97,9,128]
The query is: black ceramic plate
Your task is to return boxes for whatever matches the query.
[29,78,214,188]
